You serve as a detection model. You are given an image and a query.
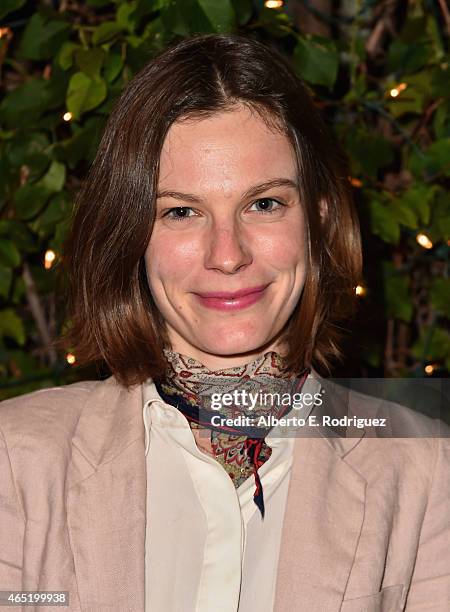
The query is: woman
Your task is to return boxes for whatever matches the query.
[1,35,449,612]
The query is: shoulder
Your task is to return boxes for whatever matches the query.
[0,376,143,497]
[316,373,449,439]
[0,379,104,451]
[315,377,450,479]
[344,389,450,489]
[348,386,448,438]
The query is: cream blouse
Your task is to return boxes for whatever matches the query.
[142,375,320,611]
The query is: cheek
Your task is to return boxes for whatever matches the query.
[253,225,307,270]
[145,232,201,286]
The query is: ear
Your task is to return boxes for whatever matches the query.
[319,198,328,223]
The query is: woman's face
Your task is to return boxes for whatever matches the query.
[145,105,307,370]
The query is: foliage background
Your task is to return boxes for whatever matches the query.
[0,0,449,400]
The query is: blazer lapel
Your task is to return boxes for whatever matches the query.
[67,377,146,611]
[274,374,368,611]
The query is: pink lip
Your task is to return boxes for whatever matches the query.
[194,284,269,311]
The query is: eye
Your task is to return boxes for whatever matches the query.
[249,198,284,214]
[162,207,197,221]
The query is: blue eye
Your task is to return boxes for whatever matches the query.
[249,198,284,213]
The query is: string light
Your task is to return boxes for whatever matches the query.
[389,83,407,98]
[355,285,366,296]
[264,0,284,8]
[44,249,56,269]
[349,176,363,188]
[424,363,437,375]
[66,353,76,365]
[63,112,72,122]
[416,233,433,249]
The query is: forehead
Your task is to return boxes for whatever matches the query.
[158,105,297,194]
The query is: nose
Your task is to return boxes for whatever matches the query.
[204,220,253,275]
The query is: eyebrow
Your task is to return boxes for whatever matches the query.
[156,178,299,204]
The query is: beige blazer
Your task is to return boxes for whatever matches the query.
[0,375,449,611]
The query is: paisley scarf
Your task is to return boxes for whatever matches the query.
[154,349,309,518]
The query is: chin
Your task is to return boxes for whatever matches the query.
[197,330,273,358]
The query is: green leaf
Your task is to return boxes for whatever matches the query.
[7,349,39,378]
[410,139,450,179]
[40,65,70,114]
[6,132,50,182]
[86,0,112,6]
[0,309,25,346]
[387,90,424,118]
[426,14,445,60]
[363,342,382,368]
[0,240,21,268]
[0,157,13,212]
[387,40,429,74]
[0,79,52,128]
[346,129,394,178]
[75,48,106,80]
[383,262,413,322]
[117,2,138,32]
[259,6,292,38]
[294,35,339,89]
[56,116,105,167]
[104,51,124,83]
[426,140,450,177]
[391,198,418,229]
[0,265,12,299]
[58,42,80,70]
[197,0,235,32]
[132,0,166,26]
[0,220,37,253]
[160,4,191,35]
[397,184,433,226]
[368,198,400,244]
[161,0,210,36]
[31,191,71,236]
[387,72,431,118]
[431,65,450,98]
[430,278,450,316]
[399,16,427,44]
[39,160,66,193]
[0,0,25,20]
[19,12,70,61]
[51,218,71,251]
[428,189,450,242]
[6,132,50,165]
[14,184,51,220]
[66,72,107,119]
[13,161,66,220]
[230,0,252,25]
[92,22,124,45]
[412,326,450,367]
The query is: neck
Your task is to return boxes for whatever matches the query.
[166,338,288,372]
[167,332,287,372]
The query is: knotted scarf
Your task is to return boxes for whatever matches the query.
[154,349,310,518]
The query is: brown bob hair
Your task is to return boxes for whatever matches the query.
[63,34,362,387]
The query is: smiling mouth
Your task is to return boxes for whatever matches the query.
[195,284,270,300]
[194,284,270,311]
